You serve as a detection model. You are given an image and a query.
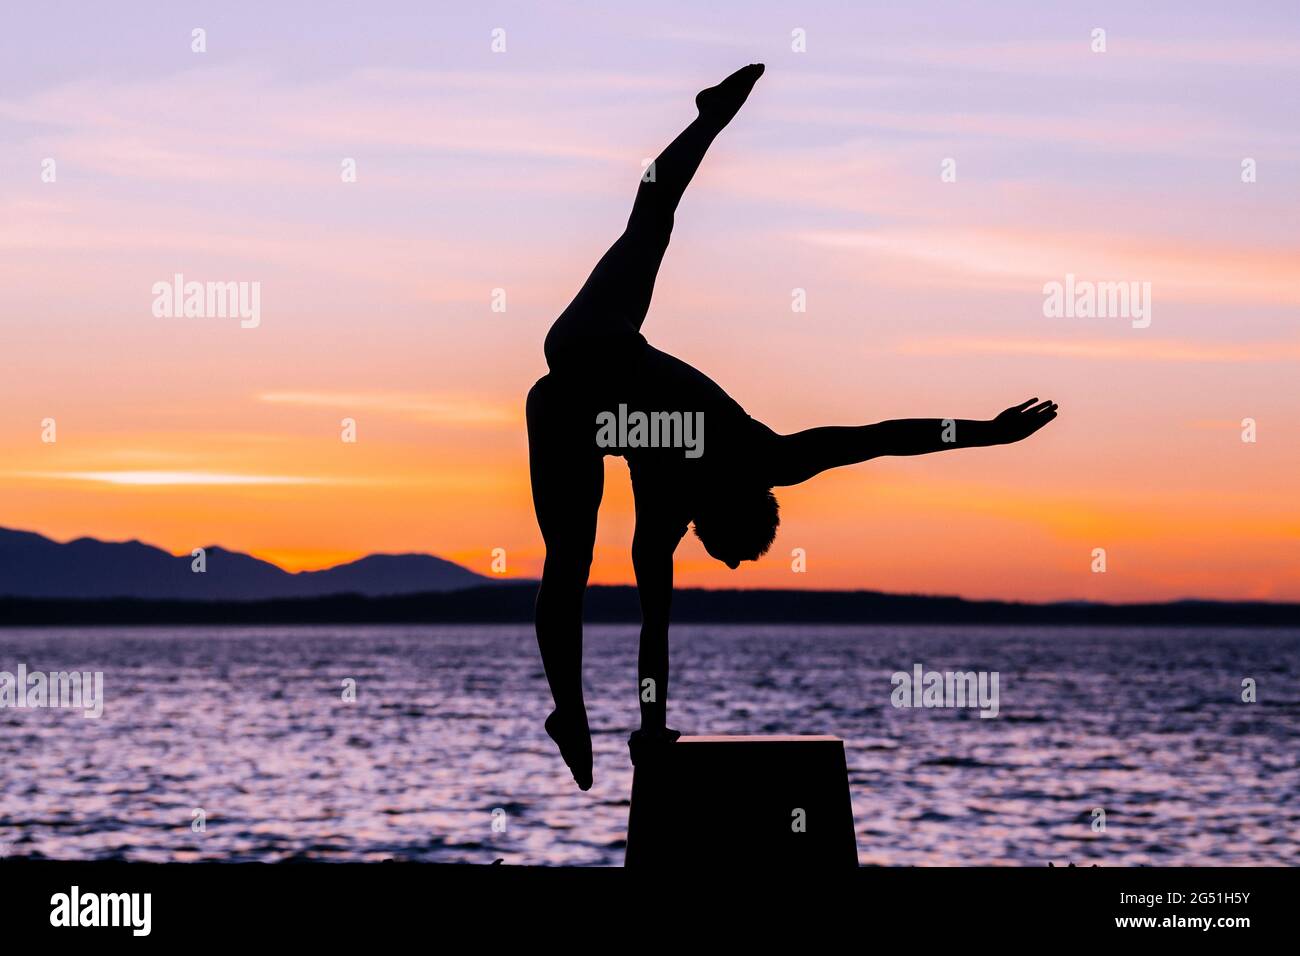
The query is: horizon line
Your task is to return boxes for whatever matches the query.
[2,524,1292,607]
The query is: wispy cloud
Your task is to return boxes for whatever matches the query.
[875,38,1300,74]
[257,391,519,425]
[795,228,1300,306]
[899,338,1300,363]
[12,471,341,486]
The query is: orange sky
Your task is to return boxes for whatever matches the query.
[2,5,1298,602]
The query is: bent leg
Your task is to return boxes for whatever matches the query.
[544,64,765,369]
[527,377,603,789]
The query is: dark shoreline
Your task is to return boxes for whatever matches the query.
[2,583,1297,627]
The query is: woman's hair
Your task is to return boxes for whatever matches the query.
[692,484,780,564]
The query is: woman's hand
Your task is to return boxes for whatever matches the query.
[991,398,1058,444]
[628,726,682,766]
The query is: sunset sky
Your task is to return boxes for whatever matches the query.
[2,1,1297,601]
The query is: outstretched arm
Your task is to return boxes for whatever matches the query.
[632,536,674,732]
[768,398,1058,487]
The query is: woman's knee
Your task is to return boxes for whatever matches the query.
[543,547,595,579]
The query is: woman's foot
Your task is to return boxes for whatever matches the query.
[628,726,682,766]
[545,709,593,791]
[695,63,765,125]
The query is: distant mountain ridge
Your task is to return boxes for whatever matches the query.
[0,527,499,600]
[3,527,1297,628]
[1,583,1297,628]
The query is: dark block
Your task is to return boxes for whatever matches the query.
[625,735,858,868]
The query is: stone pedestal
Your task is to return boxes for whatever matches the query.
[625,735,858,868]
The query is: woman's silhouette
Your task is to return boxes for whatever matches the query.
[527,64,1058,789]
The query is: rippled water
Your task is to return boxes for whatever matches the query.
[0,624,1296,865]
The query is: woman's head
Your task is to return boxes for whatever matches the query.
[692,484,780,569]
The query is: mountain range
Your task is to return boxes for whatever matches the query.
[0,526,497,600]
[2,526,1297,628]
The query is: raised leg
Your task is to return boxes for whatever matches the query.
[544,64,765,370]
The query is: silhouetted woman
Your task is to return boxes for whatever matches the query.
[527,64,1057,789]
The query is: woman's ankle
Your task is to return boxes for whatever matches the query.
[549,705,588,727]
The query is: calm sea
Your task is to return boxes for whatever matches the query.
[0,624,1296,866]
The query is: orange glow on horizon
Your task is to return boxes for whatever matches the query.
[4,40,1297,605]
